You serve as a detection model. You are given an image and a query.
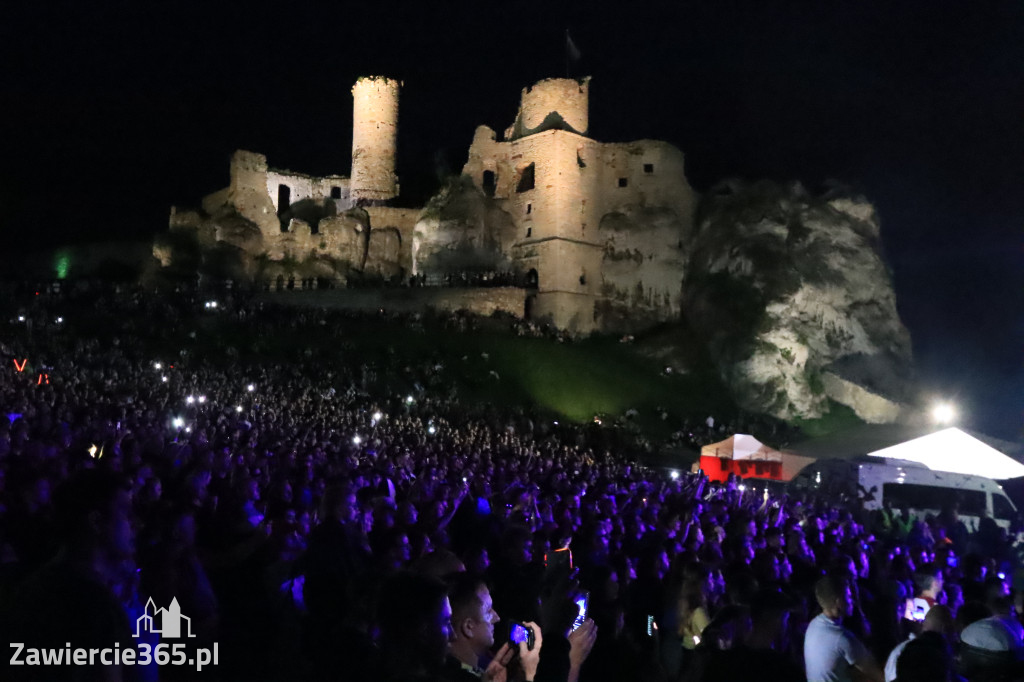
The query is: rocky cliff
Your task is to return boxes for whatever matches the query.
[412,176,519,275]
[683,180,913,420]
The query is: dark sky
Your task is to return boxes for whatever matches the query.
[2,1,1023,439]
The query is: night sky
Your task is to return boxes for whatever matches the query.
[3,1,1023,439]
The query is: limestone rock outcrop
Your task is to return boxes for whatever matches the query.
[412,177,518,275]
[683,180,912,420]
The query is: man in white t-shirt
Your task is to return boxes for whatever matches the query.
[804,575,884,682]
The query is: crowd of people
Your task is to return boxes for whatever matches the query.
[0,282,1023,681]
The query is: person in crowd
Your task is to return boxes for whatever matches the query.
[376,571,456,681]
[445,573,542,681]
[804,575,884,682]
[0,468,137,681]
[959,614,1024,680]
[893,631,956,682]
[884,604,954,682]
[4,284,1024,681]
[911,565,944,615]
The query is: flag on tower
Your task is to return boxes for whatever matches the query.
[566,30,582,64]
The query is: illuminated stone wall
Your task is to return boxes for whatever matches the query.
[453,78,696,333]
[168,75,696,335]
[505,77,590,140]
[258,286,526,319]
[351,76,400,202]
[265,170,349,211]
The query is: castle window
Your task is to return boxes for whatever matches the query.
[330,186,342,199]
[577,151,586,168]
[482,170,496,198]
[526,203,532,215]
[277,184,291,211]
[579,273,586,285]
[643,163,654,174]
[526,227,532,238]
[516,163,535,193]
[618,177,628,188]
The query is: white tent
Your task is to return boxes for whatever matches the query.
[701,434,782,461]
[868,427,1024,480]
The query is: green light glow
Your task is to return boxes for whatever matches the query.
[55,253,70,280]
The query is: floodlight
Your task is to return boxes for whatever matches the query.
[186,396,195,405]
[670,470,680,480]
[932,402,956,425]
[353,435,362,445]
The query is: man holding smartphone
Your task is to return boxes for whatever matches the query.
[446,574,542,681]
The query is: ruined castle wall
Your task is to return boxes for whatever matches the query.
[230,150,269,193]
[200,187,232,217]
[257,287,526,319]
[351,76,400,201]
[318,214,367,265]
[596,141,695,217]
[590,141,695,332]
[366,206,419,274]
[227,150,279,237]
[530,291,597,334]
[507,78,590,139]
[266,171,350,212]
[463,126,517,199]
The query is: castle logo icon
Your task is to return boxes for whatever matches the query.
[134,597,196,638]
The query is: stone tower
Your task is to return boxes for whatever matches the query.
[351,76,400,203]
[505,77,590,140]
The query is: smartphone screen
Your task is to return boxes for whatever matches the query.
[510,623,531,649]
[571,591,589,632]
[646,615,655,637]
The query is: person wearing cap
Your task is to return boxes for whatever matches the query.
[804,575,884,682]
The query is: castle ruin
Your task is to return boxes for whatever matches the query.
[161,75,699,334]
